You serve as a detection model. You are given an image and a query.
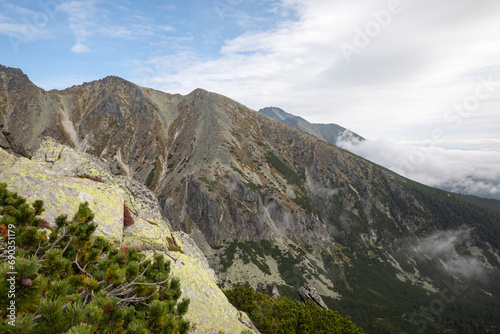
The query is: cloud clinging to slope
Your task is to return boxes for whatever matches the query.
[414,229,487,281]
[337,136,500,199]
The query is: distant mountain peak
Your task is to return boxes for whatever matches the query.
[259,106,291,121]
[258,106,364,145]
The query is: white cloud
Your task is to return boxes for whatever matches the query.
[136,0,500,144]
[71,41,90,53]
[158,25,175,33]
[59,0,96,53]
[414,229,487,281]
[337,135,500,200]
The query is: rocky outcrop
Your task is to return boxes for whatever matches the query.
[163,232,258,333]
[0,138,258,334]
[256,282,280,298]
[0,123,29,158]
[297,284,328,309]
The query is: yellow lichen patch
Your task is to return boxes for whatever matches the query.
[116,175,174,249]
[123,217,171,250]
[0,144,125,246]
[31,137,65,163]
[32,137,115,183]
[0,148,18,173]
[160,232,258,334]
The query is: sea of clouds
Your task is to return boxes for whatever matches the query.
[337,135,500,200]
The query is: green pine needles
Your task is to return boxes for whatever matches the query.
[0,182,190,334]
[225,284,364,334]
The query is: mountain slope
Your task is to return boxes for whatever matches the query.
[259,106,364,145]
[1,65,499,333]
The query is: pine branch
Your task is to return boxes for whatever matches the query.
[72,250,93,277]
[109,287,137,297]
[61,235,75,254]
[34,238,50,257]
[107,263,150,296]
[38,227,68,261]
[164,250,180,263]
[117,288,159,306]
[139,254,151,265]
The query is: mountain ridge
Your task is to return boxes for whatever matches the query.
[1,65,499,332]
[258,106,364,145]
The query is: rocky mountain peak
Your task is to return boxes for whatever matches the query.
[0,64,28,80]
[259,106,364,145]
[0,64,41,93]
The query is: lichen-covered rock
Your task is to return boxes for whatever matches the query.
[0,137,173,248]
[0,146,18,173]
[151,232,259,334]
[0,149,125,244]
[0,138,258,333]
[31,137,114,183]
[118,175,173,250]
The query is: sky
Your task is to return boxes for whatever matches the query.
[1,0,500,199]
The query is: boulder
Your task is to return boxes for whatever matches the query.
[0,144,126,245]
[297,284,328,309]
[256,282,280,298]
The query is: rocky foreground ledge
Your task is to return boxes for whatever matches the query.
[0,136,258,334]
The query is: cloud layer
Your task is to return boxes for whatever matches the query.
[337,136,500,200]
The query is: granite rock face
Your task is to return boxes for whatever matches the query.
[0,138,258,334]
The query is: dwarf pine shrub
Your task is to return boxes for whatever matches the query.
[225,284,364,334]
[0,182,190,333]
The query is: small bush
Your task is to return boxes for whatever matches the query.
[0,182,190,333]
[225,284,364,334]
